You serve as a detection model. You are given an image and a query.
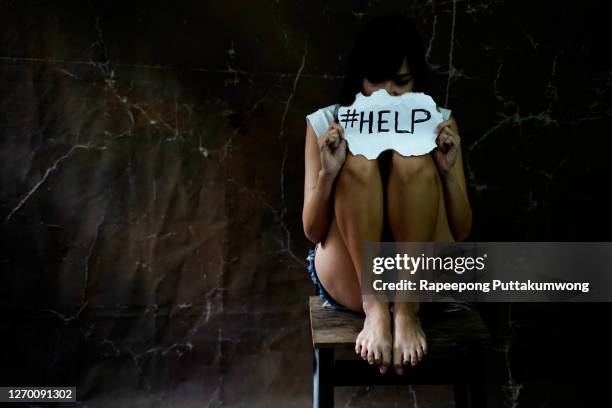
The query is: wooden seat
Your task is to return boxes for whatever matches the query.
[309,296,491,407]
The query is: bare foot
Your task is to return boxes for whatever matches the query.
[393,304,427,375]
[354,300,392,374]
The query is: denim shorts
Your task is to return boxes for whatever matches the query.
[307,244,357,313]
[307,244,473,314]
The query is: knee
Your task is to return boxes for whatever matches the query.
[390,152,438,186]
[338,153,379,185]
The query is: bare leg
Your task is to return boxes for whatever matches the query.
[334,152,392,374]
[387,152,440,374]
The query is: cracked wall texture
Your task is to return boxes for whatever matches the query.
[1,0,611,407]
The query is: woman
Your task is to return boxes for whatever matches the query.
[302,13,472,375]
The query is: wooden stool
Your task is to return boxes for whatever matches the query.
[309,296,491,407]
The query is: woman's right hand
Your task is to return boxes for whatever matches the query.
[318,123,347,177]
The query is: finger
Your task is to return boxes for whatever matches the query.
[319,140,330,152]
[441,134,454,150]
[435,127,451,144]
[355,343,362,355]
[332,132,341,145]
[438,128,449,140]
[361,345,368,360]
[444,140,454,152]
[442,127,457,140]
[444,137,456,152]
[326,132,339,148]
[410,349,418,366]
[320,137,334,152]
[331,122,344,135]
[436,134,449,151]
[442,133,452,146]
[443,127,460,145]
[328,137,339,150]
[334,142,346,160]
[333,141,346,159]
[327,124,339,137]
[437,128,453,141]
[319,131,336,148]
[435,120,452,132]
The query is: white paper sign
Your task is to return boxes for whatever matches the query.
[337,89,445,160]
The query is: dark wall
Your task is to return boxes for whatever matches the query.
[1,1,610,406]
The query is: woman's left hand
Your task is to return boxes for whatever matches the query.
[432,118,460,176]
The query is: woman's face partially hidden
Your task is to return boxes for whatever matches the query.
[362,57,414,96]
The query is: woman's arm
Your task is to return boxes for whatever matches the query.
[302,122,346,244]
[432,116,473,241]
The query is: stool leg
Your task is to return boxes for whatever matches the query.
[453,346,469,408]
[313,347,334,408]
[466,345,487,407]
[454,379,469,408]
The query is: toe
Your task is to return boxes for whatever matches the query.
[367,348,375,365]
[402,348,411,367]
[360,345,368,360]
[394,351,404,375]
[416,347,424,362]
[382,346,392,369]
[380,346,391,374]
[374,349,382,365]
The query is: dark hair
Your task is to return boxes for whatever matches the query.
[337,12,432,107]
